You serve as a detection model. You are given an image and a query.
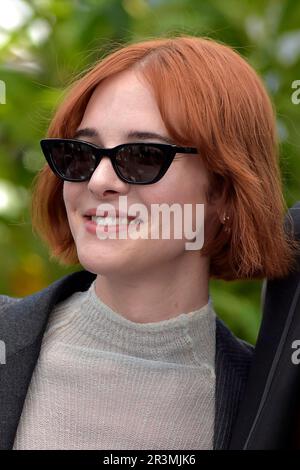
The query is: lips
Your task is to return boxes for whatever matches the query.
[84,209,136,219]
[83,208,137,221]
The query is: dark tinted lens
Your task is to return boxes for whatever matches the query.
[115,144,165,183]
[49,141,96,180]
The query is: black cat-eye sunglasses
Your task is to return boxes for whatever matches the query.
[40,138,199,185]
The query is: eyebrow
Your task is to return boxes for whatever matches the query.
[72,127,176,145]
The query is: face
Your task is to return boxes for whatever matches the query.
[63,68,219,279]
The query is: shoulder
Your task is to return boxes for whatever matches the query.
[0,295,22,314]
[0,270,97,356]
[216,316,254,352]
[0,270,96,318]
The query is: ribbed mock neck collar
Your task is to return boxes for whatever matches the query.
[52,280,216,369]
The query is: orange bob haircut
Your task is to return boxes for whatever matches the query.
[31,35,298,281]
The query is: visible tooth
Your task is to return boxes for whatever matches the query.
[91,216,131,225]
[131,218,142,224]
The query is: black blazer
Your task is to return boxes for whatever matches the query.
[0,269,253,450]
[229,202,300,449]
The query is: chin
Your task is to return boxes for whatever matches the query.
[76,249,128,275]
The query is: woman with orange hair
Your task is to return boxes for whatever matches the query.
[0,35,297,450]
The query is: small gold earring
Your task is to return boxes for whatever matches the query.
[222,213,231,233]
[222,213,230,223]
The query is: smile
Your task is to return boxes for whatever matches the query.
[90,216,142,226]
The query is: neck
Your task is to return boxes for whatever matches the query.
[94,254,210,324]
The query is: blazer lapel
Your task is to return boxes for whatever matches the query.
[214,318,253,450]
[0,270,96,449]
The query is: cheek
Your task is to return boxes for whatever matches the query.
[144,167,209,207]
[63,182,71,209]
[62,182,85,237]
[63,182,82,212]
[141,166,211,242]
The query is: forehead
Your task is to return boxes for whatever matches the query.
[78,69,170,145]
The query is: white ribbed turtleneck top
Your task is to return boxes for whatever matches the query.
[13,280,216,450]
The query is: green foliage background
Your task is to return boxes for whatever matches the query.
[1,0,300,344]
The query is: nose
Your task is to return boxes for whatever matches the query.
[87,155,129,198]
